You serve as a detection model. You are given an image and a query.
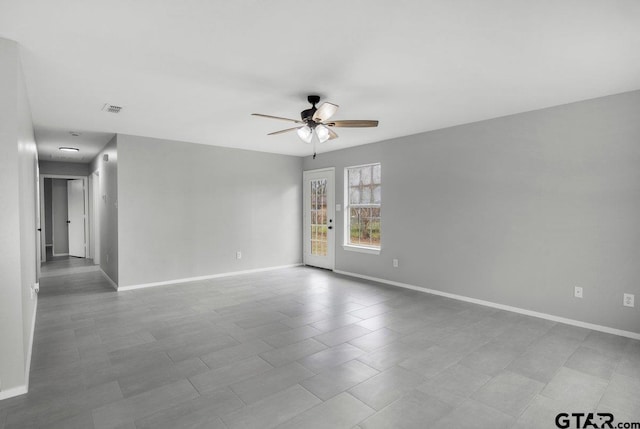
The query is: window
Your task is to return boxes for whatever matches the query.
[345,163,381,252]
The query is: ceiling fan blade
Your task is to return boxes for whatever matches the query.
[267,126,301,136]
[326,120,379,128]
[328,128,338,140]
[252,113,304,124]
[312,102,339,122]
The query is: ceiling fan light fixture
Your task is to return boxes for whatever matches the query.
[297,125,313,143]
[316,124,330,143]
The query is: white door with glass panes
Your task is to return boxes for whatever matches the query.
[303,168,335,269]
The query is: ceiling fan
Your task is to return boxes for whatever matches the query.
[252,95,378,157]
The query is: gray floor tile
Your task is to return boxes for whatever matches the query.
[360,390,452,429]
[117,356,208,397]
[165,334,240,362]
[513,394,582,429]
[348,328,402,352]
[263,325,323,348]
[526,331,583,358]
[135,389,241,429]
[435,330,492,354]
[541,367,608,409]
[546,323,591,341]
[598,372,640,419]
[358,341,434,372]
[47,412,96,429]
[275,392,375,429]
[349,366,425,410]
[301,360,379,401]
[433,399,515,429]
[299,343,366,373]
[259,338,327,367]
[199,338,273,369]
[230,362,315,404]
[281,310,331,328]
[349,303,393,320]
[314,324,372,347]
[91,379,199,429]
[222,384,321,429]
[398,345,464,378]
[506,347,568,383]
[311,315,363,333]
[189,355,273,394]
[419,364,491,399]
[459,341,523,376]
[564,345,620,379]
[582,331,630,358]
[616,350,640,381]
[472,370,544,417]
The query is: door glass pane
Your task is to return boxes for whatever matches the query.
[310,178,328,256]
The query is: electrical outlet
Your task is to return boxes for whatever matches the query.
[574,286,583,299]
[236,251,242,260]
[623,293,635,308]
[392,259,399,268]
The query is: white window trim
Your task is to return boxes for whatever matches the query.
[344,163,381,254]
[342,244,381,255]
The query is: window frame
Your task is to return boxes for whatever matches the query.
[343,162,381,255]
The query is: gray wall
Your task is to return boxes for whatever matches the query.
[51,179,69,254]
[117,134,302,287]
[90,136,118,285]
[0,37,38,393]
[39,161,89,176]
[304,90,640,335]
[44,178,52,245]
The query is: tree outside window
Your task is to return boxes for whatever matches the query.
[346,163,381,248]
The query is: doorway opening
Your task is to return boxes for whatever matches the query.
[39,174,98,277]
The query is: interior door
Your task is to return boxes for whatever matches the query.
[303,168,335,269]
[67,179,85,258]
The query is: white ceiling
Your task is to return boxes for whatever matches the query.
[1,0,639,160]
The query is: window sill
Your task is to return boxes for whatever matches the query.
[342,245,381,255]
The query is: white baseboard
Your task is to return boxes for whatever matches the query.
[334,269,640,341]
[51,252,69,257]
[0,384,27,401]
[117,263,303,292]
[100,269,118,290]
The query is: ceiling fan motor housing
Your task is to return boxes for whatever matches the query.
[301,95,321,123]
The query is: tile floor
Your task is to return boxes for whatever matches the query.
[1,267,638,428]
[41,249,99,277]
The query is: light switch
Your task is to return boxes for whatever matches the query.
[336,204,341,212]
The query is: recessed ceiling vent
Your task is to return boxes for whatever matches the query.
[102,103,123,114]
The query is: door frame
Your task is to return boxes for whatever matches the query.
[303,167,335,270]
[89,171,100,264]
[39,174,89,262]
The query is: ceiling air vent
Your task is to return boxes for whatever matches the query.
[102,103,123,114]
